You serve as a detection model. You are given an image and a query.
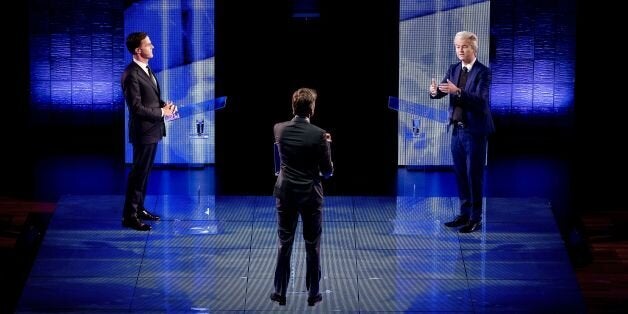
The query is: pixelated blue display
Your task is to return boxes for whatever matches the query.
[395,0,574,167]
[396,0,490,166]
[124,0,216,165]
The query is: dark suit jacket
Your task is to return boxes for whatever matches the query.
[273,116,334,204]
[431,61,495,135]
[121,61,166,145]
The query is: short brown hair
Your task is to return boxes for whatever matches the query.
[126,32,148,54]
[292,88,317,117]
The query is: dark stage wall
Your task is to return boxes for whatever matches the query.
[215,1,399,196]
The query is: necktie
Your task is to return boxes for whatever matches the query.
[452,66,468,122]
[146,65,157,87]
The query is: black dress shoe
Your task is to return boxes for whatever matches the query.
[138,209,160,221]
[307,293,322,306]
[459,221,481,233]
[122,217,151,231]
[269,292,286,305]
[444,215,469,228]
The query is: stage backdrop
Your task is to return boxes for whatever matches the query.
[27,0,575,175]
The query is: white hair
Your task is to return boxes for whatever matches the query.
[454,31,478,52]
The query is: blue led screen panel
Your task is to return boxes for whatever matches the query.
[124,0,215,165]
[398,1,489,166]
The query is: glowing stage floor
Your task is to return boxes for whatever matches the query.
[17,194,584,313]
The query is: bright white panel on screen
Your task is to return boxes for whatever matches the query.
[398,1,490,166]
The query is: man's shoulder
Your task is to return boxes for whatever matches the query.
[273,121,291,134]
[301,124,327,139]
[121,63,141,85]
[473,60,489,70]
[125,61,144,74]
[308,123,326,133]
[274,121,290,128]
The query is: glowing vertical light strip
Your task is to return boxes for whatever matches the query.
[159,0,174,163]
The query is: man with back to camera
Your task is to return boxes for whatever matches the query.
[270,87,333,306]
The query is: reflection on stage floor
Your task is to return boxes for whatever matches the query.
[17,194,584,312]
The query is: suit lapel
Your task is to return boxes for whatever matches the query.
[134,64,160,94]
[150,72,160,94]
[465,67,478,90]
[453,64,461,88]
[456,62,480,91]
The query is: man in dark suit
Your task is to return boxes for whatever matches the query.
[270,88,333,306]
[430,31,495,233]
[121,32,177,231]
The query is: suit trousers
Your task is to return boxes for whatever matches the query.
[123,142,157,218]
[273,196,322,297]
[451,127,487,222]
